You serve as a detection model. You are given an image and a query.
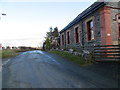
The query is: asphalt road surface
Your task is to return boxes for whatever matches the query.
[2,50,119,88]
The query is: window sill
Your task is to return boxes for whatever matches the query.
[66,44,70,45]
[74,42,80,45]
[87,39,96,43]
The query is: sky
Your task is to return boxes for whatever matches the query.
[0,0,96,47]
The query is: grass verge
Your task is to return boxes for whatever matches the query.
[1,49,39,59]
[1,50,18,59]
[15,49,34,52]
[49,50,93,66]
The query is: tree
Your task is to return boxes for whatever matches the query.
[52,27,59,37]
[42,42,46,50]
[50,27,53,32]
[43,26,59,50]
[45,27,53,40]
[6,46,11,50]
[46,38,50,50]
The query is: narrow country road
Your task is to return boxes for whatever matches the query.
[2,50,119,88]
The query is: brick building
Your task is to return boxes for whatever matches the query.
[59,1,120,51]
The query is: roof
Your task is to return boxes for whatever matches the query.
[60,2,106,33]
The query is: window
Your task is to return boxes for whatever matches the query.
[66,31,70,44]
[74,26,80,43]
[61,34,64,45]
[118,16,120,37]
[86,19,94,41]
[118,17,120,24]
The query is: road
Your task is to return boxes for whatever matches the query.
[2,50,119,88]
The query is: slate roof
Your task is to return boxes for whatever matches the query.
[60,2,106,33]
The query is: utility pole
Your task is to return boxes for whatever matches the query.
[1,13,6,16]
[0,13,6,50]
[0,13,6,19]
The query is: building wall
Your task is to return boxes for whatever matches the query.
[60,2,120,51]
[60,9,102,51]
[82,10,101,46]
[109,2,120,45]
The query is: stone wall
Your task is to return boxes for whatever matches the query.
[109,2,120,45]
[60,2,120,52]
[60,7,101,52]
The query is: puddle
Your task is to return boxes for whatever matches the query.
[21,50,44,55]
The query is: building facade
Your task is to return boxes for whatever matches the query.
[60,2,120,51]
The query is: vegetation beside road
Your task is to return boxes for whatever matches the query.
[15,49,35,52]
[49,50,93,66]
[1,50,18,59]
[1,48,39,59]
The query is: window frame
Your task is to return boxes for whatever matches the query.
[85,17,95,42]
[61,33,65,46]
[74,25,80,44]
[66,30,70,45]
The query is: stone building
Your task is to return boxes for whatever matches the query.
[59,1,120,52]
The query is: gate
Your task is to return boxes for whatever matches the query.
[93,45,120,61]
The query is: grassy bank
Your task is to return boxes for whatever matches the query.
[49,50,93,66]
[1,50,18,59]
[1,49,39,59]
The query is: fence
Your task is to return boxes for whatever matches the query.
[93,45,120,61]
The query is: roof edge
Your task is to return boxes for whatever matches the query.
[60,2,106,34]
